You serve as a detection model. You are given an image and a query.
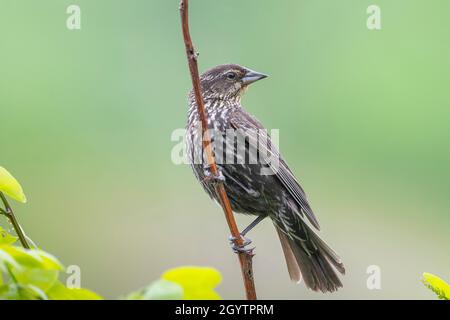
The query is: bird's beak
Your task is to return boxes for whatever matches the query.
[242,70,268,85]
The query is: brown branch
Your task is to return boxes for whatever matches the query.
[179,0,257,300]
[0,192,31,249]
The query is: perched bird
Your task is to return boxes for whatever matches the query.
[186,64,345,293]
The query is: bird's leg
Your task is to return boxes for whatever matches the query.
[228,215,266,254]
[241,215,266,237]
[202,164,226,184]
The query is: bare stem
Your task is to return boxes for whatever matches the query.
[0,192,30,249]
[179,0,257,300]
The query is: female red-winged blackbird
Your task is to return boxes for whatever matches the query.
[186,64,345,293]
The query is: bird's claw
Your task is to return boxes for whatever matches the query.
[228,235,255,255]
[202,167,226,184]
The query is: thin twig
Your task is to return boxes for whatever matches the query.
[0,192,30,249]
[179,0,257,300]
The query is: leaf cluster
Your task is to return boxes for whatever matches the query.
[0,228,102,300]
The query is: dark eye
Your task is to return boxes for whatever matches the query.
[226,72,237,80]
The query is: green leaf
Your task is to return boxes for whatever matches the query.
[0,283,20,300]
[23,284,48,300]
[0,283,46,300]
[1,246,43,269]
[0,246,62,271]
[0,228,18,245]
[36,250,64,271]
[0,284,11,296]
[124,279,186,300]
[123,290,144,300]
[0,167,27,203]
[0,244,100,300]
[63,288,103,300]
[47,281,103,300]
[162,266,222,300]
[422,272,450,300]
[142,279,184,300]
[46,282,75,300]
[12,268,59,292]
[0,247,21,272]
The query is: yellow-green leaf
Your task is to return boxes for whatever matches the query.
[1,246,43,269]
[0,246,62,271]
[422,272,450,300]
[0,247,21,272]
[24,284,48,300]
[123,290,144,300]
[47,281,102,300]
[142,279,184,300]
[36,250,64,271]
[66,288,103,300]
[12,268,59,293]
[0,227,18,245]
[162,266,222,300]
[0,167,27,203]
[1,284,23,300]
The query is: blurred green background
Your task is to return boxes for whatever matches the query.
[1,0,449,299]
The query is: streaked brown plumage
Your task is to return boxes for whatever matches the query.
[186,64,345,292]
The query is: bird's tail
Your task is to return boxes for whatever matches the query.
[275,220,345,293]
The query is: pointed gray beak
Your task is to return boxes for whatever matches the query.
[242,69,268,85]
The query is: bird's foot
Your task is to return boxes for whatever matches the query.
[202,166,226,185]
[228,235,255,255]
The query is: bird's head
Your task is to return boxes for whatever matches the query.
[199,64,267,101]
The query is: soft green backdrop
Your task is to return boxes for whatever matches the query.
[1,0,449,299]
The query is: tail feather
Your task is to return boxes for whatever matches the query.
[275,222,345,293]
[312,231,345,275]
[276,228,301,282]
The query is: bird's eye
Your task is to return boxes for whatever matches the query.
[226,72,237,80]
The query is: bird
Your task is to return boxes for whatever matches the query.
[185,64,345,293]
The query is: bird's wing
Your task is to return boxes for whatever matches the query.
[230,109,320,230]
